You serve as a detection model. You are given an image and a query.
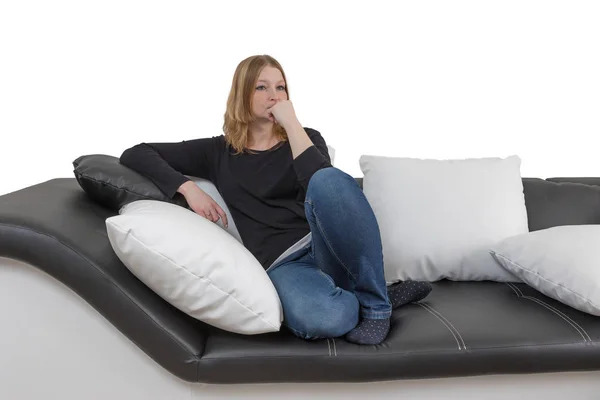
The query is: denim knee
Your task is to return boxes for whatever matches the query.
[308,167,354,189]
[306,167,356,202]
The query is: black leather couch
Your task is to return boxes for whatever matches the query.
[1,176,600,384]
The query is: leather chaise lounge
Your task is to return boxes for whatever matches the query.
[2,175,600,396]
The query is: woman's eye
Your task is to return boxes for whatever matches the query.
[256,85,285,91]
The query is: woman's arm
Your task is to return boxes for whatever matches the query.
[269,100,333,192]
[285,120,316,160]
[290,127,332,190]
[119,137,219,199]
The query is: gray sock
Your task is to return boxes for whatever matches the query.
[387,280,432,308]
[345,317,391,345]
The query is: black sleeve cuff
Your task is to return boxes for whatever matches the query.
[162,174,192,199]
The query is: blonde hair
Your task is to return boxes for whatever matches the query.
[223,55,289,154]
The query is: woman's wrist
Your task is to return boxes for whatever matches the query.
[284,120,314,159]
[177,180,196,195]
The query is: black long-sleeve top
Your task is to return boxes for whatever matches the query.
[119,127,332,269]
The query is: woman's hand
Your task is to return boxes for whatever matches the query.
[177,181,228,227]
[268,100,298,128]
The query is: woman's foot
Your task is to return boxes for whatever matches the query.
[344,281,431,345]
[345,317,390,345]
[387,280,432,308]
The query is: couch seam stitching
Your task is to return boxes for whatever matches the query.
[420,303,467,350]
[526,296,591,342]
[505,282,590,342]
[416,302,463,350]
[198,339,595,360]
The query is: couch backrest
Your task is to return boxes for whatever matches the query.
[355,176,600,232]
[546,177,600,186]
[522,177,600,231]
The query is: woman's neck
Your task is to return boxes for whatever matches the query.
[247,121,279,150]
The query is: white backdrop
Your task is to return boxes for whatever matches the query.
[1,0,599,198]
[2,3,600,398]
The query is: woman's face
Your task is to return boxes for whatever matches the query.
[252,66,288,123]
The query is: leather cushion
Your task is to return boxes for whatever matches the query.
[196,279,600,383]
[72,154,188,211]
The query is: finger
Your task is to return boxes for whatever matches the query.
[208,208,219,223]
[215,206,228,228]
[204,209,215,222]
[193,207,206,218]
[210,206,222,225]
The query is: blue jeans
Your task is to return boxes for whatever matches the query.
[266,167,392,340]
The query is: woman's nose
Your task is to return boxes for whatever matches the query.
[268,87,280,99]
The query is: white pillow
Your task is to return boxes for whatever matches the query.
[491,225,600,316]
[327,144,336,165]
[105,200,283,334]
[359,155,528,283]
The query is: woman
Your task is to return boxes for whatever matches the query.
[120,54,432,345]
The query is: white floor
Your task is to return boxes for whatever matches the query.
[2,256,600,400]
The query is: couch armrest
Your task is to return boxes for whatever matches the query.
[0,178,208,382]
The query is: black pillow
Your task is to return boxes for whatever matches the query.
[72,154,188,211]
[522,177,600,231]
